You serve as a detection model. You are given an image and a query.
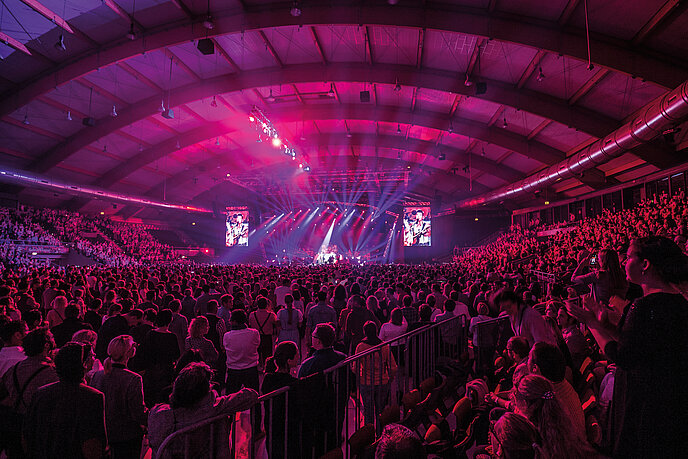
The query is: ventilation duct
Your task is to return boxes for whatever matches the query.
[457,79,688,208]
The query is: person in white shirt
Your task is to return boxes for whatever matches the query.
[0,321,27,377]
[223,309,260,394]
[274,278,291,309]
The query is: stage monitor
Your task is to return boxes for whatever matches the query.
[403,204,431,247]
[225,207,249,247]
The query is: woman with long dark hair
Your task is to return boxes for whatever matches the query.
[276,294,303,351]
[567,236,688,458]
[261,341,300,459]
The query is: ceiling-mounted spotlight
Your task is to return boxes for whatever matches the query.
[203,16,214,30]
[138,144,144,152]
[111,105,118,117]
[215,137,220,146]
[346,129,352,138]
[502,117,508,128]
[210,96,218,108]
[66,111,72,121]
[397,124,402,135]
[267,88,276,103]
[448,121,453,133]
[159,100,165,112]
[438,152,446,160]
[303,165,311,172]
[300,133,307,141]
[464,74,473,87]
[328,83,335,97]
[290,1,302,16]
[393,79,402,93]
[22,114,29,125]
[102,145,107,153]
[127,23,136,41]
[175,139,181,149]
[536,67,545,82]
[55,34,66,51]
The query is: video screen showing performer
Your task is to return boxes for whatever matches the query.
[403,206,431,247]
[225,208,249,247]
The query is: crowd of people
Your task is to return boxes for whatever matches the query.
[0,191,686,458]
[0,206,173,267]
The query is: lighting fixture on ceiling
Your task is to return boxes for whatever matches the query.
[139,144,144,152]
[176,139,181,149]
[267,89,276,103]
[300,133,306,141]
[536,67,545,82]
[290,1,302,16]
[203,16,214,30]
[448,121,453,134]
[502,117,508,128]
[303,165,311,172]
[397,124,402,135]
[215,137,220,146]
[159,100,165,112]
[22,114,29,125]
[393,79,402,93]
[127,23,136,41]
[210,96,218,107]
[464,74,473,87]
[111,105,118,117]
[438,152,446,160]
[103,145,107,153]
[328,83,335,97]
[66,111,72,121]
[346,129,352,138]
[55,34,66,51]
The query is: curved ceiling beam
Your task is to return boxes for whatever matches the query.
[74,103,562,193]
[26,63,616,174]
[1,3,685,118]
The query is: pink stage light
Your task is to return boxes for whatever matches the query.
[248,115,255,122]
[271,137,282,147]
[298,163,303,168]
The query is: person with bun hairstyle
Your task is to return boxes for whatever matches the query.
[567,236,688,458]
[90,335,147,459]
[511,374,597,459]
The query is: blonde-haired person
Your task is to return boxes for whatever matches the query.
[71,328,102,382]
[185,316,219,365]
[489,412,543,459]
[511,374,599,459]
[90,335,148,459]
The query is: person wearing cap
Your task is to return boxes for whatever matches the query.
[298,323,346,378]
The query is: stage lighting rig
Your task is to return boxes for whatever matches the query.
[249,105,299,161]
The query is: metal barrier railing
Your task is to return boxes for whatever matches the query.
[156,314,467,459]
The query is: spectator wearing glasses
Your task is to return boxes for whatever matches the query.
[298,323,346,378]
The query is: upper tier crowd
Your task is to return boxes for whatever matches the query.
[0,206,174,266]
[0,192,686,458]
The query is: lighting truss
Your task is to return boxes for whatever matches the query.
[248,105,306,166]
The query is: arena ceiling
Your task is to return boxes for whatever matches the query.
[0,0,686,219]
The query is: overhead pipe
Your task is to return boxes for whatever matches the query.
[0,168,212,214]
[456,79,688,208]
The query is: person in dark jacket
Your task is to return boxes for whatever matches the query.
[51,304,92,348]
[90,335,147,459]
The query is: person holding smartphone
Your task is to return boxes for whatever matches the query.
[571,248,628,305]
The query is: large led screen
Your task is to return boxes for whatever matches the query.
[225,207,249,247]
[403,205,431,247]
